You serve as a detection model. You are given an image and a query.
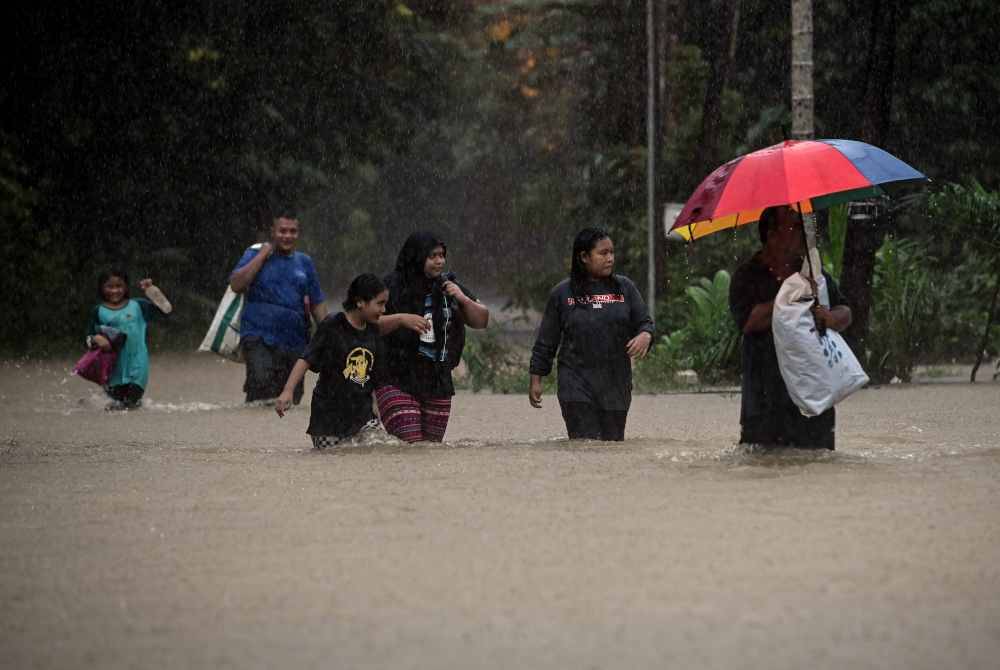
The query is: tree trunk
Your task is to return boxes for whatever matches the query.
[654,0,686,302]
[790,0,814,140]
[839,0,899,361]
[659,0,684,142]
[605,3,646,147]
[696,0,740,180]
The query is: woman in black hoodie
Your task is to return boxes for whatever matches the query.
[376,231,489,442]
[528,228,654,441]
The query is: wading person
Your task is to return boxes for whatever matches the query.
[230,214,328,404]
[729,205,853,449]
[375,231,489,443]
[528,228,654,441]
[86,269,173,409]
[275,274,388,450]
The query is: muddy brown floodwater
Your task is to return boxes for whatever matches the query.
[1,353,999,669]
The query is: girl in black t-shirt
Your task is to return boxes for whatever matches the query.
[275,274,388,449]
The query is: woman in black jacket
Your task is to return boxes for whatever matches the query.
[376,231,489,442]
[529,228,654,441]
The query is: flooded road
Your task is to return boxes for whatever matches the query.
[2,354,999,669]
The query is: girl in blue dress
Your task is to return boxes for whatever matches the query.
[86,269,172,409]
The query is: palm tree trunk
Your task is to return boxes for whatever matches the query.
[840,0,899,362]
[696,0,740,179]
[790,0,814,140]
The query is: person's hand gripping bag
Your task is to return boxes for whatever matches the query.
[772,272,869,417]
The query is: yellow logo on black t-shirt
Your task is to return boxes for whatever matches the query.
[343,347,374,386]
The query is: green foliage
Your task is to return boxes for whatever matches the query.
[820,204,848,281]
[459,327,551,395]
[0,3,471,350]
[924,181,1000,361]
[4,0,1000,368]
[927,181,1000,254]
[634,269,739,389]
[0,138,76,353]
[632,331,687,392]
[866,238,942,383]
[679,269,741,384]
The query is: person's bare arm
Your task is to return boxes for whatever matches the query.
[528,374,544,408]
[229,243,272,294]
[311,301,329,323]
[443,281,489,329]
[378,313,431,336]
[743,301,774,334]
[275,358,310,417]
[457,296,489,329]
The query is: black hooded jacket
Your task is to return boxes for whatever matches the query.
[382,232,476,398]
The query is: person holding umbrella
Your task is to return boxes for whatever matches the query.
[729,205,853,449]
[528,228,654,441]
[669,139,926,448]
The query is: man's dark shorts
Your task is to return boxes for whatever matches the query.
[241,336,303,404]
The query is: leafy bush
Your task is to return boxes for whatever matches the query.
[820,204,848,282]
[634,269,740,389]
[459,327,547,395]
[681,269,741,383]
[925,182,1000,377]
[866,238,942,383]
[632,331,687,392]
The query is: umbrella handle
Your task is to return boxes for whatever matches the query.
[810,299,827,338]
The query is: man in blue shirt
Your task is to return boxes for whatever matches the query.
[230,214,328,404]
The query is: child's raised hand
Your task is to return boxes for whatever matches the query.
[141,280,173,314]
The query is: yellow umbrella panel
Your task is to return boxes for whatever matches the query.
[669,201,814,242]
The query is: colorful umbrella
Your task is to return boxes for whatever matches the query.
[670,139,928,242]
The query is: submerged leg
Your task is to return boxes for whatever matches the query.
[420,397,453,443]
[375,385,424,443]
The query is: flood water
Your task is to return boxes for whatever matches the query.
[2,353,999,669]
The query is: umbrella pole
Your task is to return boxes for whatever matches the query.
[795,202,821,290]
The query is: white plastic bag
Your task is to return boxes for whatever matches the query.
[772,272,869,417]
[198,287,245,361]
[198,243,262,362]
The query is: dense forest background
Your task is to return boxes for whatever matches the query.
[2,1,998,383]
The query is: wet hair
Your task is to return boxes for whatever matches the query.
[569,227,617,298]
[394,231,447,282]
[758,207,778,245]
[391,231,450,352]
[97,269,130,301]
[758,205,803,245]
[272,212,299,226]
[343,273,387,311]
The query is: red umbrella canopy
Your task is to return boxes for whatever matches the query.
[670,139,928,241]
